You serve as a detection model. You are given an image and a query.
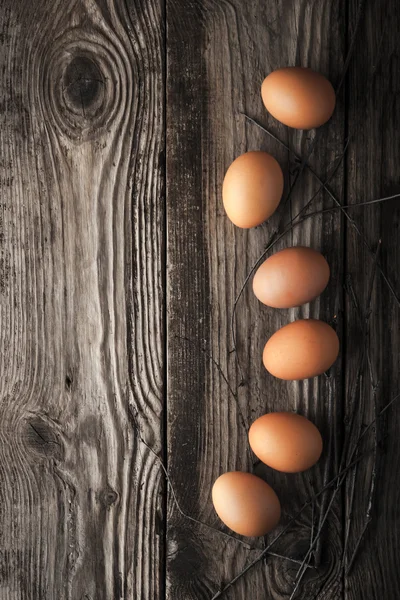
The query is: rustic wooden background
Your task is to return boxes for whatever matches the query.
[0,0,399,598]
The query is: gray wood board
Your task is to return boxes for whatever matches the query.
[0,0,399,599]
[0,0,165,598]
[344,2,400,599]
[166,1,346,598]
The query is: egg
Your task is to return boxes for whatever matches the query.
[212,471,281,537]
[222,151,284,228]
[263,319,339,380]
[253,246,330,308]
[249,412,323,473]
[261,67,336,130]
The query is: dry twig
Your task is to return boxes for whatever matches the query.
[210,392,400,599]
[129,409,309,567]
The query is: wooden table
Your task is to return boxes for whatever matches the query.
[0,1,399,598]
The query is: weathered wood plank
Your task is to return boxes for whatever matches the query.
[344,2,400,599]
[0,1,165,598]
[2,1,399,598]
[166,1,346,598]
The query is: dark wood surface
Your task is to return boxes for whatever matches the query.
[0,1,399,599]
[0,1,165,598]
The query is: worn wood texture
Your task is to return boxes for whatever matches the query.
[344,2,400,599]
[1,0,400,599]
[166,1,346,598]
[0,1,164,598]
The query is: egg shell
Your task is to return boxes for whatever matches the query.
[222,151,284,228]
[212,471,281,537]
[252,246,330,308]
[261,67,336,130]
[249,412,323,473]
[263,319,339,380]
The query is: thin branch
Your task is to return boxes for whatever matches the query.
[229,189,399,422]
[265,551,310,567]
[230,134,348,354]
[344,380,366,561]
[359,243,381,556]
[130,411,252,550]
[313,387,336,568]
[210,391,400,599]
[310,497,315,564]
[232,107,400,386]
[177,335,244,421]
[342,450,359,566]
[357,392,400,445]
[290,487,340,600]
[231,105,328,376]
[345,520,369,576]
[130,410,311,569]
[335,0,367,97]
[176,335,253,467]
[343,249,385,575]
[346,383,381,575]
[242,113,400,307]
[210,450,372,600]
[366,387,382,526]
[343,388,400,569]
[231,191,398,362]
[341,315,366,565]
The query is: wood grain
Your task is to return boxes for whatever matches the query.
[1,0,400,598]
[166,1,346,598]
[0,1,165,598]
[344,2,400,599]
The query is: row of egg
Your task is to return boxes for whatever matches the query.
[212,67,337,537]
[213,412,322,536]
[223,66,336,229]
[257,247,338,380]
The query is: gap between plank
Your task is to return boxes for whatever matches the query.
[342,1,350,596]
[162,0,168,598]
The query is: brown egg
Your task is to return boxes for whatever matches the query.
[222,151,284,228]
[263,319,339,380]
[261,67,336,130]
[212,471,281,537]
[249,412,323,473]
[253,246,330,308]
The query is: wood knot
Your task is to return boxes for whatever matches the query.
[24,417,63,460]
[42,32,124,142]
[99,486,119,508]
[64,56,103,110]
